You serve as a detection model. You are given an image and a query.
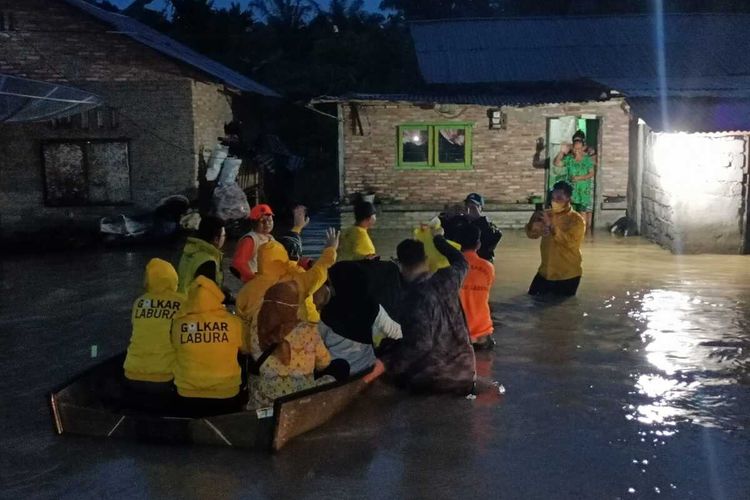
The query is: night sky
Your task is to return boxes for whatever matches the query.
[109,0,385,13]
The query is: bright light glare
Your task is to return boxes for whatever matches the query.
[412,133,422,144]
[651,133,731,200]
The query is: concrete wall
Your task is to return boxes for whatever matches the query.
[191,81,234,167]
[641,132,749,254]
[341,99,630,228]
[0,0,235,236]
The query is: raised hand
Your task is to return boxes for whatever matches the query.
[325,228,340,249]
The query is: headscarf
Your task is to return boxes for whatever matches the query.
[320,262,380,345]
[257,280,299,365]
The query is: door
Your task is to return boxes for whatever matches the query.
[546,115,600,228]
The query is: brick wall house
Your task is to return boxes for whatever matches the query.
[323,95,630,230]
[0,0,276,238]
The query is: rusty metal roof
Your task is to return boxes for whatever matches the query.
[62,0,279,97]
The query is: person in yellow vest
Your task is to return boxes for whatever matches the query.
[171,276,245,417]
[176,216,226,294]
[526,181,585,296]
[236,228,339,351]
[338,201,377,261]
[122,258,184,411]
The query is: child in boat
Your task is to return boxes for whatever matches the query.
[247,280,348,409]
[171,276,245,417]
[123,258,184,411]
[319,261,402,376]
[457,224,496,350]
[338,201,377,261]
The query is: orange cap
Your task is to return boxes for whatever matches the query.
[249,204,274,220]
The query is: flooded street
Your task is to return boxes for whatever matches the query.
[2,226,749,499]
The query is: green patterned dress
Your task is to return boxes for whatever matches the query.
[564,155,594,212]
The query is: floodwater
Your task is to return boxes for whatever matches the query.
[2,223,750,499]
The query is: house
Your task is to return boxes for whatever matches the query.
[0,0,278,240]
[316,14,750,254]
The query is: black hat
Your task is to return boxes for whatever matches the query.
[464,193,484,207]
[354,201,376,222]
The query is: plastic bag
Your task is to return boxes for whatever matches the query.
[206,144,228,181]
[413,225,461,273]
[212,183,250,221]
[217,157,242,186]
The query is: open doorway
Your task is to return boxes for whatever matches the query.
[546,115,600,231]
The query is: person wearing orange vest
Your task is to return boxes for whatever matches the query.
[171,276,245,417]
[123,258,185,411]
[231,204,309,283]
[457,224,496,351]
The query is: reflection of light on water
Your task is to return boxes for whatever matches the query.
[637,290,695,375]
[627,290,703,430]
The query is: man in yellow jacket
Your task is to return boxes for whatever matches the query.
[171,276,245,416]
[526,181,585,296]
[123,258,184,411]
[236,228,339,352]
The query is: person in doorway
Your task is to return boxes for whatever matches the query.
[457,225,496,351]
[338,201,377,261]
[318,261,403,376]
[176,216,226,294]
[380,229,477,395]
[554,134,595,233]
[171,276,245,417]
[122,258,184,412]
[526,181,585,297]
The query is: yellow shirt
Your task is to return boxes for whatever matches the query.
[526,207,585,281]
[172,277,244,399]
[338,225,375,261]
[236,244,337,352]
[124,259,184,382]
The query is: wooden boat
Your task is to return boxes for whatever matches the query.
[49,353,368,451]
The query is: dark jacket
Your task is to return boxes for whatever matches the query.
[382,236,476,394]
[441,214,503,262]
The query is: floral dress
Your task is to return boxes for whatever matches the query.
[248,322,334,409]
[563,154,595,212]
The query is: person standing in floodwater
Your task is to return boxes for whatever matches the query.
[526,181,585,297]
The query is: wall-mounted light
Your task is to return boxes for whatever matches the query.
[487,108,507,130]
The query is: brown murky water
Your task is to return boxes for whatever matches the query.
[1,225,749,499]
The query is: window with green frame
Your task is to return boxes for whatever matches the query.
[397,123,473,169]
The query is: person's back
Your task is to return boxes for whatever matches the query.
[383,234,476,394]
[236,228,339,352]
[338,201,377,261]
[124,259,184,384]
[176,216,226,293]
[456,225,495,348]
[172,276,243,413]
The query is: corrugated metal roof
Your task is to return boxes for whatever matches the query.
[0,73,102,122]
[314,84,609,107]
[410,14,750,96]
[628,98,750,133]
[62,0,279,97]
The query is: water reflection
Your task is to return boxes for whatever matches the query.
[627,289,747,431]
